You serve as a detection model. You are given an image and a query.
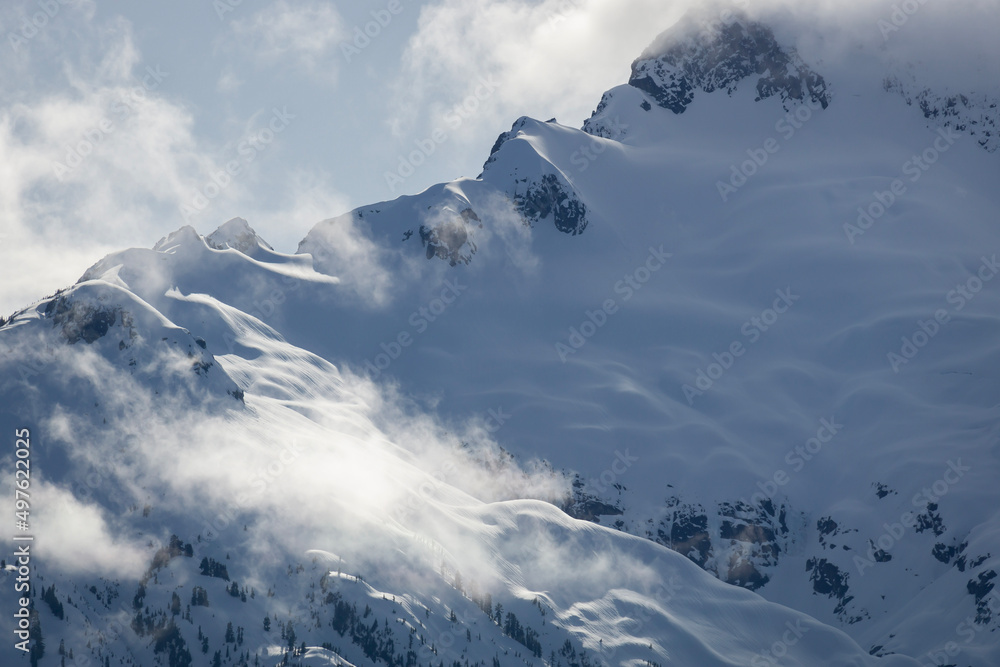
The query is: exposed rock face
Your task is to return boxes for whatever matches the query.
[482,116,532,173]
[562,475,623,523]
[482,117,590,237]
[968,569,998,624]
[805,557,868,624]
[884,74,999,152]
[45,293,134,345]
[644,495,794,591]
[514,174,588,236]
[41,288,226,384]
[715,499,787,589]
[581,92,633,140]
[419,208,481,266]
[606,12,831,119]
[659,500,713,567]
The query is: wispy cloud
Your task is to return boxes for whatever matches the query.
[388,0,679,143]
[0,6,353,317]
[0,15,214,315]
[0,298,570,582]
[29,481,148,578]
[390,0,1000,147]
[228,0,347,82]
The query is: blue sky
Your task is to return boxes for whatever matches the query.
[0,0,684,314]
[1,0,996,315]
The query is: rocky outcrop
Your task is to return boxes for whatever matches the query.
[884,74,999,152]
[623,12,830,115]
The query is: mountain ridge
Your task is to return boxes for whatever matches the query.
[2,9,999,667]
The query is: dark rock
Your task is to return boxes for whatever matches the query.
[627,13,830,115]
[483,117,532,172]
[915,503,946,537]
[805,557,866,623]
[514,174,588,235]
[932,541,968,566]
[806,557,849,599]
[967,570,997,624]
[874,482,896,499]
[884,75,998,153]
[868,540,892,563]
[418,208,480,266]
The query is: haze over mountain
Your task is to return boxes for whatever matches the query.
[2,4,999,667]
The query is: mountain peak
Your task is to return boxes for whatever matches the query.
[151,224,202,254]
[627,10,830,115]
[205,217,274,255]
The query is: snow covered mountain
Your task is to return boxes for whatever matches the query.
[3,8,1000,667]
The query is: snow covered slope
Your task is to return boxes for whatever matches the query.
[2,7,999,667]
[0,238,910,667]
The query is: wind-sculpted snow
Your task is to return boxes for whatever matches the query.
[0,259,909,667]
[286,16,1000,665]
[2,8,1000,667]
[206,217,276,255]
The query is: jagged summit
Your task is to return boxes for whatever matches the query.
[631,10,830,114]
[147,218,273,258]
[584,10,829,138]
[206,217,274,254]
[151,224,203,254]
[146,218,274,255]
[4,9,1000,667]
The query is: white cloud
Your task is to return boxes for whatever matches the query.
[0,308,571,585]
[390,0,1000,147]
[216,65,243,94]
[228,0,347,82]
[389,0,680,143]
[241,168,351,251]
[0,15,217,316]
[26,481,147,578]
[0,7,354,317]
[299,208,397,307]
